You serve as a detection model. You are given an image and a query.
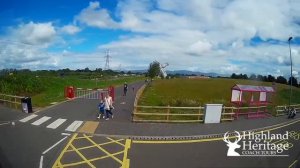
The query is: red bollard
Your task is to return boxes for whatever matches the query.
[108,86,115,101]
[66,86,75,99]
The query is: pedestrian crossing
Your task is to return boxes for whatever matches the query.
[32,116,51,126]
[19,114,84,132]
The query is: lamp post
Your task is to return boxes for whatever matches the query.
[288,36,293,110]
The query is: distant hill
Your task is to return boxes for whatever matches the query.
[130,69,229,77]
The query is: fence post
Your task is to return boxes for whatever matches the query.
[14,97,17,109]
[167,105,170,121]
[198,106,201,121]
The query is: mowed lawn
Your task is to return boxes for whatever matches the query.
[139,78,300,107]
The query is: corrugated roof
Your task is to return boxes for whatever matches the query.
[232,84,275,92]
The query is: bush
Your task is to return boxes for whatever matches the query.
[0,74,45,96]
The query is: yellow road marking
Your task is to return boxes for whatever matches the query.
[60,151,125,167]
[84,134,123,164]
[78,121,99,134]
[74,135,93,140]
[122,139,131,168]
[65,139,125,152]
[106,137,125,147]
[70,143,96,168]
[289,160,298,168]
[52,133,77,168]
[132,119,300,144]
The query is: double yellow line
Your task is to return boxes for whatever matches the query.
[132,119,300,144]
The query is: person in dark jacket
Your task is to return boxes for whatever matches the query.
[97,100,105,119]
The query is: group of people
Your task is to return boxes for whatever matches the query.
[97,82,133,120]
[97,94,114,120]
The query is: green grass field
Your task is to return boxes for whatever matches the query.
[139,78,300,107]
[31,76,144,107]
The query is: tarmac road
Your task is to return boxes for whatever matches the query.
[1,80,300,168]
[129,120,300,168]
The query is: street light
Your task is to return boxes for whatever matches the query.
[288,36,293,111]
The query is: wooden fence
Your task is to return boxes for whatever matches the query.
[276,104,300,116]
[132,84,297,123]
[133,105,205,123]
[0,93,23,110]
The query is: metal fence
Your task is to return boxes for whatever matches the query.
[276,104,300,116]
[0,93,23,110]
[75,88,108,100]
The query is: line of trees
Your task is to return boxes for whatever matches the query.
[0,68,142,77]
[230,73,299,87]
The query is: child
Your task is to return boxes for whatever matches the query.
[97,100,105,119]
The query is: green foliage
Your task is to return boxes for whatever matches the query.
[147,61,160,79]
[0,74,45,95]
[0,72,144,107]
[139,78,300,107]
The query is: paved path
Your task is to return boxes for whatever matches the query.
[0,80,300,168]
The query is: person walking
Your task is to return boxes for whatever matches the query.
[104,94,114,120]
[123,82,128,96]
[97,100,105,119]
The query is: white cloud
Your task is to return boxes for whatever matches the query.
[61,25,81,35]
[187,40,212,56]
[2,0,300,75]
[11,21,56,46]
[75,1,118,28]
[69,0,300,74]
[292,70,299,78]
[220,65,244,74]
[0,21,61,69]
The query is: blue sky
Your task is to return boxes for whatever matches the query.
[0,0,300,76]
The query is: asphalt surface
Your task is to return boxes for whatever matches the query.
[0,81,300,168]
[129,120,300,168]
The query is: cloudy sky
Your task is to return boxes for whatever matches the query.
[0,0,300,76]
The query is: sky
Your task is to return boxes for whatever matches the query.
[0,0,300,76]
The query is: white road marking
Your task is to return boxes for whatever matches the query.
[39,155,43,168]
[31,116,51,126]
[65,120,83,132]
[46,118,66,129]
[19,114,38,122]
[61,133,71,136]
[42,136,68,154]
[0,122,10,126]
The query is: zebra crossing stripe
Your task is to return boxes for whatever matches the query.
[46,118,67,129]
[19,114,38,123]
[32,116,51,126]
[65,120,83,132]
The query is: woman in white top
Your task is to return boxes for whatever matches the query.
[104,94,113,120]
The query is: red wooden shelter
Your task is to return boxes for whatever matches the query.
[231,84,275,119]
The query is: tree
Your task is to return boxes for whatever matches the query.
[231,73,237,79]
[84,67,90,72]
[276,76,287,84]
[257,75,263,81]
[288,77,298,87]
[267,75,275,82]
[242,74,248,79]
[147,61,160,79]
[249,74,256,80]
